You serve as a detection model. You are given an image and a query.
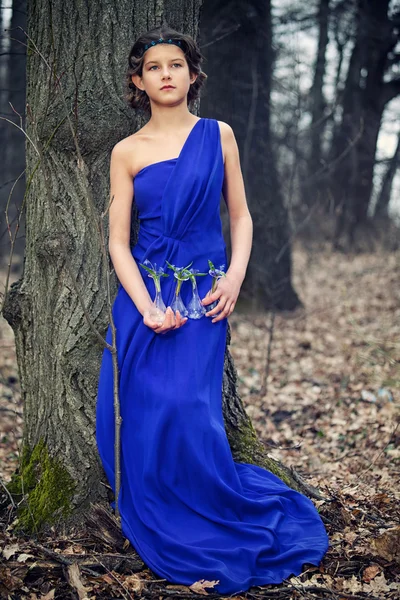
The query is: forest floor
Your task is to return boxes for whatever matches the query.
[0,242,399,600]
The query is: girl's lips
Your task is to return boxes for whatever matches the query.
[161,86,175,90]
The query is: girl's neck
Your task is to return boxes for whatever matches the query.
[146,108,198,133]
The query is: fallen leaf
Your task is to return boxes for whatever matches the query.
[363,572,394,593]
[66,562,90,600]
[17,553,35,562]
[2,544,19,560]
[307,573,335,587]
[336,575,363,593]
[124,574,145,593]
[189,578,220,594]
[362,564,381,582]
[372,526,400,563]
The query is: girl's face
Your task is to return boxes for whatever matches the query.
[132,44,197,106]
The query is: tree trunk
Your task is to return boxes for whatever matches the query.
[348,0,393,234]
[199,0,300,311]
[329,0,399,246]
[374,132,400,218]
[349,97,385,231]
[3,0,314,536]
[309,0,330,181]
[329,0,365,245]
[0,0,27,259]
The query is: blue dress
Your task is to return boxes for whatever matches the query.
[96,117,329,594]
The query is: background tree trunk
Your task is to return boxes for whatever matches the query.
[0,0,27,259]
[329,0,365,246]
[329,0,400,246]
[199,0,300,311]
[3,0,315,535]
[309,0,330,184]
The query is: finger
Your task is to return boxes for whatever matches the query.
[157,307,175,333]
[155,310,171,333]
[161,310,187,332]
[164,307,176,328]
[205,297,227,317]
[211,301,233,323]
[174,310,183,328]
[201,290,221,306]
[143,315,161,330]
[154,320,166,334]
[212,308,229,323]
[177,316,189,328]
[175,310,190,328]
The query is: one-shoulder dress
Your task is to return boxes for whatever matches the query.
[96,117,329,594]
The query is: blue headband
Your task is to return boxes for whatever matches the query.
[140,37,183,57]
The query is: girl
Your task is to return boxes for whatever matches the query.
[96,24,329,595]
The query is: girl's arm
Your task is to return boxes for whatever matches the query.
[107,142,187,333]
[201,122,253,322]
[108,142,154,316]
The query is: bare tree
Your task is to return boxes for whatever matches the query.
[268,0,400,245]
[330,0,400,245]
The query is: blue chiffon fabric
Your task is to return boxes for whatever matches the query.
[96,117,329,594]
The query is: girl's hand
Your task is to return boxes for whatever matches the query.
[143,306,188,334]
[201,275,241,322]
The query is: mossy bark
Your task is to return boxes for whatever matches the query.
[6,438,76,534]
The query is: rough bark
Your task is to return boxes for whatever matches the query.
[199,0,300,311]
[3,0,317,535]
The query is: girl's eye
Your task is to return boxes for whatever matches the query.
[149,63,182,70]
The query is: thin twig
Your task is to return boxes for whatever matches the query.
[0,474,16,508]
[91,555,135,600]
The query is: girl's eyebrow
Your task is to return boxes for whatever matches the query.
[145,57,184,66]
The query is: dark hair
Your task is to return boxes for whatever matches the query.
[125,24,207,115]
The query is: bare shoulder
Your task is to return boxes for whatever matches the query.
[216,120,237,165]
[216,120,235,145]
[110,136,132,165]
[110,129,148,176]
[216,120,234,136]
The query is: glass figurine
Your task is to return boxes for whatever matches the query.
[139,259,169,325]
[207,260,227,312]
[166,260,193,318]
[185,268,208,319]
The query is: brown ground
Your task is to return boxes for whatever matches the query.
[0,243,399,599]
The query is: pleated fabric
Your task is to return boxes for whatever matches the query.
[96,117,329,594]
